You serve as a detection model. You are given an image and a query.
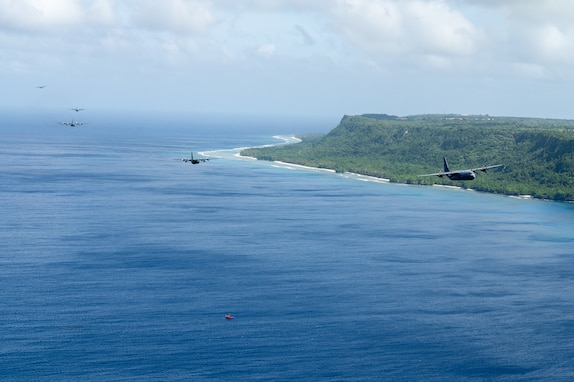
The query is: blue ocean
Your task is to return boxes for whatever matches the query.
[2,111,574,381]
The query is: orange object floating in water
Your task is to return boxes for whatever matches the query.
[225,314,234,320]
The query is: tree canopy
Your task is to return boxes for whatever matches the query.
[241,114,574,201]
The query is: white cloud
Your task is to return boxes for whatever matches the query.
[258,43,276,57]
[404,1,480,56]
[85,0,119,26]
[460,0,574,24]
[126,0,214,34]
[1,0,574,117]
[332,0,403,53]
[210,0,333,12]
[330,0,481,69]
[530,25,573,63]
[457,0,574,80]
[0,0,215,35]
[503,22,574,69]
[0,0,84,32]
[511,62,548,80]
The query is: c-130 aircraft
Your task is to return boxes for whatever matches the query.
[420,157,503,181]
[178,152,210,164]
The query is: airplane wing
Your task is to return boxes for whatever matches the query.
[469,164,503,172]
[419,171,457,177]
[59,122,86,126]
[420,165,502,177]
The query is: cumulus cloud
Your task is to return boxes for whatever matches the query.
[2,0,574,116]
[331,0,481,60]
[456,0,574,78]
[85,0,119,26]
[331,0,402,53]
[458,1,574,46]
[404,1,480,56]
[319,0,574,80]
[528,25,573,63]
[126,0,214,34]
[460,0,574,23]
[0,0,84,32]
[0,0,215,35]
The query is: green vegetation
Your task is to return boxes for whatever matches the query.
[241,114,574,201]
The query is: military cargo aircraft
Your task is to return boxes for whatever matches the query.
[179,152,210,164]
[420,157,503,180]
[59,120,86,127]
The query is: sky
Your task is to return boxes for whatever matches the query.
[2,0,574,120]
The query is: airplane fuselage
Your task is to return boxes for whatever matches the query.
[420,157,502,181]
[446,170,476,180]
[62,121,84,127]
[181,152,208,164]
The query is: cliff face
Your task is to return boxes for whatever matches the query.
[241,114,574,201]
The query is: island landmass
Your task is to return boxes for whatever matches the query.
[241,114,574,201]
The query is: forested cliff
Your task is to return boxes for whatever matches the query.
[241,114,574,201]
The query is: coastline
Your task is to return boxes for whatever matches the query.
[236,135,301,160]
[238,136,543,201]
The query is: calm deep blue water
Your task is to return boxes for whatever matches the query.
[2,112,574,381]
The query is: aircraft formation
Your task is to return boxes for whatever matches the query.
[419,157,503,181]
[36,86,501,174]
[36,85,212,166]
[58,106,87,127]
[35,85,88,127]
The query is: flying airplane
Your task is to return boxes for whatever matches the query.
[36,85,46,89]
[59,120,86,127]
[178,152,210,164]
[71,108,84,112]
[419,157,503,181]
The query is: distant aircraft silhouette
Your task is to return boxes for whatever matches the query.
[70,108,84,112]
[420,157,503,180]
[177,152,210,164]
[36,85,46,89]
[59,119,86,127]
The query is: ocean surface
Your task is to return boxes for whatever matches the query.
[2,112,574,381]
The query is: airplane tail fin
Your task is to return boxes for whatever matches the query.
[443,157,450,173]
